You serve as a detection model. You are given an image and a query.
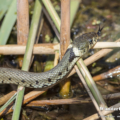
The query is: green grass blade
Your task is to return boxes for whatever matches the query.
[0,93,17,112]
[42,0,61,32]
[0,0,17,45]
[12,0,42,120]
[0,0,12,20]
[70,0,81,27]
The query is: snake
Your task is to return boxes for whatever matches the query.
[0,27,103,89]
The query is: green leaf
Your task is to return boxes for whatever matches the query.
[0,0,12,20]
[0,0,17,45]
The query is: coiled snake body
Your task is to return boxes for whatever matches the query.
[0,30,101,89]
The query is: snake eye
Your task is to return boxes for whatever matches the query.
[89,39,92,44]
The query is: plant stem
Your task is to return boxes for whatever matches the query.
[12,0,42,119]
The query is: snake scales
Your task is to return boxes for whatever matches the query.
[0,28,102,89]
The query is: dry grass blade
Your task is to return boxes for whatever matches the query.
[26,98,90,106]
[0,91,16,106]
[77,59,114,120]
[74,65,106,120]
[93,65,120,81]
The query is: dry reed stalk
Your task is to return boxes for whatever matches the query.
[0,42,119,55]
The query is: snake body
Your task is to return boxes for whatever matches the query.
[0,31,100,89]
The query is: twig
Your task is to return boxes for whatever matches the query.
[60,0,70,59]
[93,65,120,81]
[1,91,120,107]
[94,42,120,48]
[26,98,90,106]
[17,0,29,45]
[59,0,71,98]
[0,42,119,55]
[26,92,120,106]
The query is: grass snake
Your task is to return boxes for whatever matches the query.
[0,27,102,89]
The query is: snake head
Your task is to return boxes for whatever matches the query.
[72,37,90,57]
[72,31,100,57]
[71,26,104,57]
